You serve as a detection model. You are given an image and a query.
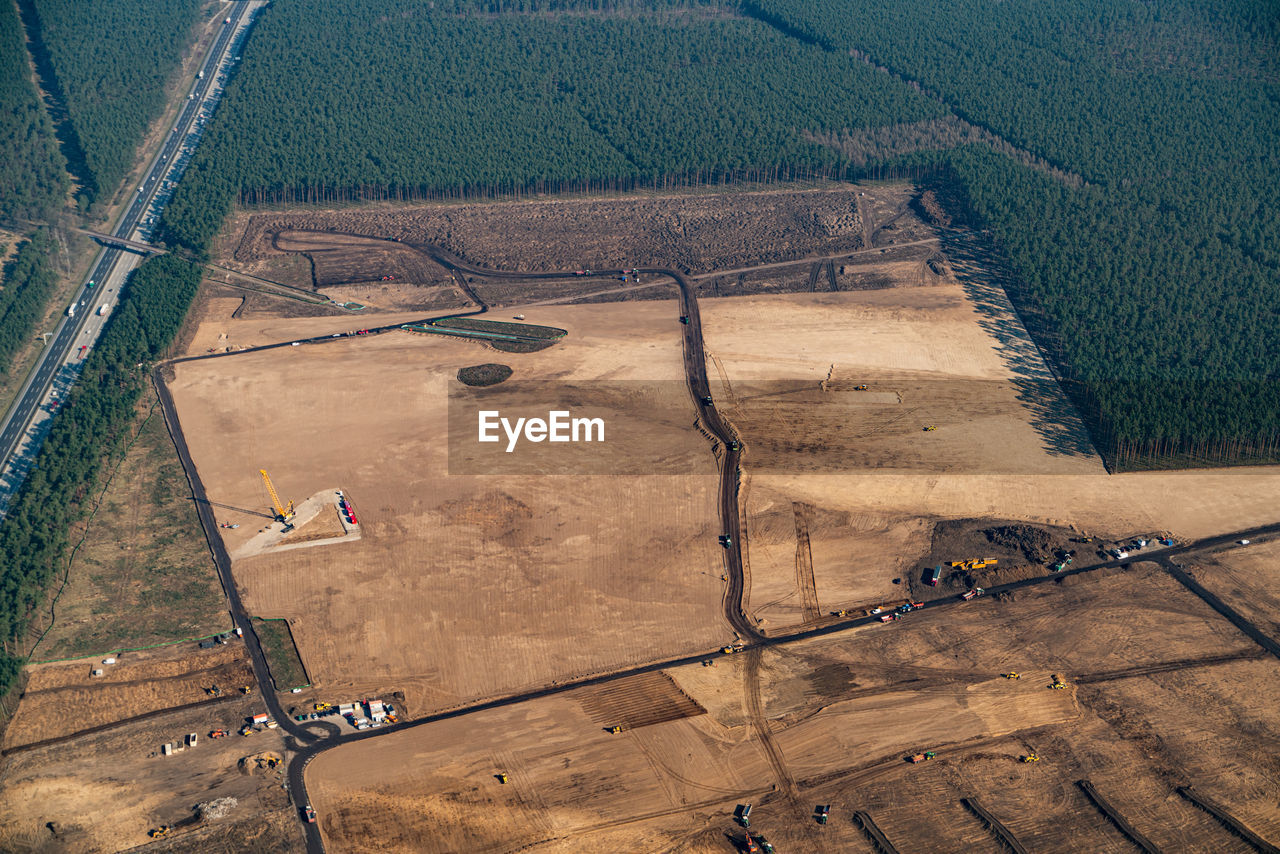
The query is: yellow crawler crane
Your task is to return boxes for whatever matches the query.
[259,469,295,522]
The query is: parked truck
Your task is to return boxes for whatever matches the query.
[926,565,942,585]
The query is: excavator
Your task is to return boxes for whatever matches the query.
[241,685,253,695]
[1020,753,1040,763]
[1002,672,1021,680]
[1049,674,1068,690]
[209,729,227,739]
[148,826,170,839]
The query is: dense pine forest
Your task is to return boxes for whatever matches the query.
[0,0,66,221]
[24,0,203,207]
[748,0,1280,467]
[0,230,60,374]
[159,0,942,250]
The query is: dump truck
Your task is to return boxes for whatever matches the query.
[815,804,830,825]
[961,587,984,601]
[303,805,316,823]
[926,565,942,586]
[909,751,937,763]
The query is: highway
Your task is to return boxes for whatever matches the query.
[0,1,256,513]
[148,236,1280,853]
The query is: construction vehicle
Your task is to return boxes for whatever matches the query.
[749,833,775,854]
[204,684,222,696]
[923,425,936,431]
[701,395,713,405]
[1049,674,1067,690]
[815,804,830,825]
[735,803,752,827]
[259,469,295,523]
[314,702,333,712]
[926,565,942,586]
[854,384,868,391]
[209,729,227,739]
[241,685,253,695]
[497,773,508,784]
[1020,753,1040,763]
[879,613,900,623]
[909,751,937,763]
[1002,672,1021,680]
[961,587,984,600]
[303,805,316,823]
[719,534,732,548]
[239,724,255,736]
[149,826,170,839]
[722,644,744,655]
[608,725,624,734]
[679,315,690,325]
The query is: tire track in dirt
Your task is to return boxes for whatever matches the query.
[793,502,821,623]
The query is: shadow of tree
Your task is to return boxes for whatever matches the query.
[938,227,1100,460]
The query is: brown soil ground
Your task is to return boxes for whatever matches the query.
[168,299,726,714]
[1185,538,1280,640]
[307,562,1280,853]
[0,691,294,853]
[4,643,253,750]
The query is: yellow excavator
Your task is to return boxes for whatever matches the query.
[148,826,170,839]
[1049,674,1068,690]
[259,469,295,523]
[1020,753,1040,763]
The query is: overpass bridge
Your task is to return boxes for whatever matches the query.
[79,229,167,256]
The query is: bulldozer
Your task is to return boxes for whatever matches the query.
[148,826,170,839]
[922,425,937,432]
[1002,672,1021,680]
[497,773,509,784]
[608,725,624,734]
[314,702,333,712]
[1049,674,1067,690]
[1020,753,1040,763]
[854,384,869,391]
[241,685,253,695]
[204,684,222,696]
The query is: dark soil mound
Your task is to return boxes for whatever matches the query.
[457,363,513,387]
[983,524,1056,563]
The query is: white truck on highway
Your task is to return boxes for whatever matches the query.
[66,304,75,317]
[97,304,110,317]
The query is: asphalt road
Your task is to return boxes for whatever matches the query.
[149,237,1280,853]
[0,2,250,506]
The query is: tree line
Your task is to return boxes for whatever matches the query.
[0,254,201,693]
[24,0,202,208]
[0,229,60,375]
[159,0,942,253]
[747,0,1280,468]
[0,0,67,222]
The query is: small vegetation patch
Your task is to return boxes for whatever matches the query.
[457,363,513,387]
[434,317,566,340]
[252,618,308,691]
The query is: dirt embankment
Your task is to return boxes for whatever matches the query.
[4,644,254,750]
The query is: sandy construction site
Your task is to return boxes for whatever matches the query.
[150,183,1280,852]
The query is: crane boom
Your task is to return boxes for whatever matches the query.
[259,469,294,521]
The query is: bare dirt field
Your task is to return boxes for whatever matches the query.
[168,299,726,714]
[146,182,1280,854]
[3,643,254,750]
[0,690,296,853]
[307,561,1280,853]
